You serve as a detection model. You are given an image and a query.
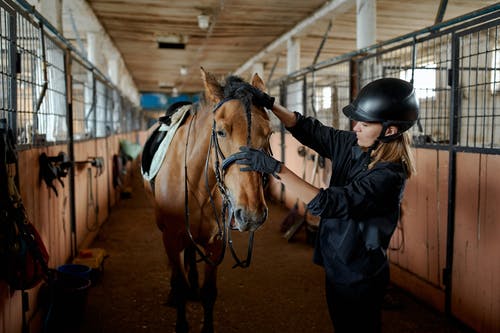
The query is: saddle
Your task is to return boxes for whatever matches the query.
[141,101,192,181]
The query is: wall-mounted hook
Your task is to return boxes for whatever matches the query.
[39,152,73,196]
[75,156,104,177]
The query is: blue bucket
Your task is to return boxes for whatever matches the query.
[57,264,92,280]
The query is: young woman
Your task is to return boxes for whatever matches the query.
[235,78,419,333]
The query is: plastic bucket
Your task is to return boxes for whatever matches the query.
[57,263,92,280]
[47,274,92,332]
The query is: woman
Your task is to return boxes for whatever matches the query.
[235,78,419,333]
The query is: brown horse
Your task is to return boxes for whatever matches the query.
[143,68,272,333]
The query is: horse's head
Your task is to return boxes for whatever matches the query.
[201,68,271,232]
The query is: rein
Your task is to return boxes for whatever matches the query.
[183,98,255,268]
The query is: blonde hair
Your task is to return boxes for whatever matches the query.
[369,131,416,178]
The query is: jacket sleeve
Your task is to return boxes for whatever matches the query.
[287,113,355,159]
[306,165,405,220]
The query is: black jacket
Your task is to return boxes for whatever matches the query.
[288,114,407,284]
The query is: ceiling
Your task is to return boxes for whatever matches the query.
[83,0,498,95]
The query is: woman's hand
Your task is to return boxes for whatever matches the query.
[233,147,282,178]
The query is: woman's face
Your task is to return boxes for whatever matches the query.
[353,121,383,148]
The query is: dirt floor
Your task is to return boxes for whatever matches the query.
[72,167,475,333]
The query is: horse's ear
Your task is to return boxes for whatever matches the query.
[200,67,224,104]
[251,73,266,91]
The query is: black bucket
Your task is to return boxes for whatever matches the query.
[45,273,91,332]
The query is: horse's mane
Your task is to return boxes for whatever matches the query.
[222,75,256,145]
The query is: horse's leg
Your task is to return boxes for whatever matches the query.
[166,244,199,305]
[185,243,200,301]
[200,262,218,333]
[163,233,190,333]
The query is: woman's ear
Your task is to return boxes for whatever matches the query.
[385,126,399,136]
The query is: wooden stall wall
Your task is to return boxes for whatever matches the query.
[0,145,72,333]
[389,149,449,311]
[452,153,500,333]
[0,131,146,333]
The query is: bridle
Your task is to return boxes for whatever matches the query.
[184,97,266,268]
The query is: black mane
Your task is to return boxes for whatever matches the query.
[223,75,255,145]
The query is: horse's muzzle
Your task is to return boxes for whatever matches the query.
[233,206,268,232]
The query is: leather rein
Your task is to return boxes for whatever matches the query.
[183,98,259,268]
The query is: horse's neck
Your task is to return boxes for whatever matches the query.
[186,107,217,184]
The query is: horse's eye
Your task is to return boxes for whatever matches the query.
[217,130,226,137]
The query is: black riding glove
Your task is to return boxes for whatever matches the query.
[252,90,275,110]
[234,146,282,178]
[235,86,275,110]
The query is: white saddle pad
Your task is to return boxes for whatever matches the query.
[141,104,191,181]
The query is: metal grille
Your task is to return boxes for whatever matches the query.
[37,35,67,143]
[12,11,67,146]
[305,61,351,130]
[71,58,93,140]
[412,34,453,145]
[111,89,122,134]
[0,3,15,125]
[457,21,500,149]
[1,0,146,146]
[268,10,500,155]
[95,76,109,138]
[358,36,453,146]
[15,11,43,145]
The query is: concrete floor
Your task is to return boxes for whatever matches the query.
[69,168,475,333]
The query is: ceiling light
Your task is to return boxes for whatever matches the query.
[180,66,188,76]
[197,14,210,30]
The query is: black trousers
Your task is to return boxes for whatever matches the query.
[325,266,389,333]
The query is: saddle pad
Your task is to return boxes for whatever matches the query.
[141,104,191,181]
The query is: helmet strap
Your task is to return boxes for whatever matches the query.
[377,122,403,143]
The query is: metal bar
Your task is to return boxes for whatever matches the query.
[434,0,448,25]
[302,76,308,117]
[313,20,333,66]
[9,4,18,136]
[444,31,460,316]
[267,54,280,85]
[34,21,47,113]
[65,49,78,258]
[279,81,287,203]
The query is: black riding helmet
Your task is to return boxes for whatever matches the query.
[342,78,419,142]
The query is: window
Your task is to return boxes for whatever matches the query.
[314,86,332,111]
[400,64,437,99]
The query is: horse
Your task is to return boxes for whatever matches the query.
[142,68,272,333]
